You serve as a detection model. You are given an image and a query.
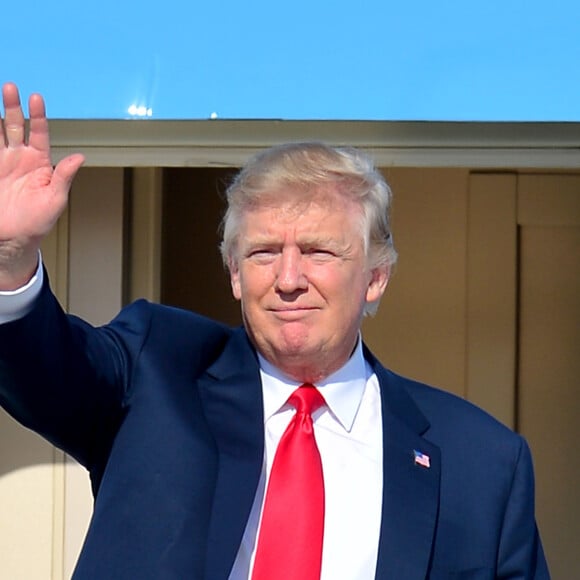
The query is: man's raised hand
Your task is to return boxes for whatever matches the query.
[0,82,84,289]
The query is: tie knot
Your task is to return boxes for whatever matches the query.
[289,384,325,415]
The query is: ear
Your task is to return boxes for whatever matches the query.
[229,258,242,301]
[365,264,390,304]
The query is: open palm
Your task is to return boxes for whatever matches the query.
[0,83,84,286]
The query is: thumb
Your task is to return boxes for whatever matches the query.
[52,153,85,194]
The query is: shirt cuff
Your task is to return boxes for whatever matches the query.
[0,259,44,324]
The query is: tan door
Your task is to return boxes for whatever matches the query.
[517,174,580,580]
[466,172,580,579]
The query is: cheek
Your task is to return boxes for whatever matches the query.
[324,265,364,290]
[235,266,274,303]
[333,271,372,308]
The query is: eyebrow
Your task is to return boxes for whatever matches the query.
[243,233,345,247]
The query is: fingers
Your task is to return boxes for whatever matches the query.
[1,82,26,147]
[28,93,50,152]
[1,83,49,151]
[1,83,84,192]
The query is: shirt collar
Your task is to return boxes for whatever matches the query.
[258,337,369,433]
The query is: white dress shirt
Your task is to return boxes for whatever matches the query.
[0,262,384,579]
[230,344,383,580]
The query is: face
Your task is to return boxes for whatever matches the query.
[229,189,389,383]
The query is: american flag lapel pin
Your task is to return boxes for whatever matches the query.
[413,449,431,468]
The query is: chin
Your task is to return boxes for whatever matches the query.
[278,326,317,353]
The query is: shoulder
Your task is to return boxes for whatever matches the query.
[105,299,234,355]
[375,362,527,461]
[119,299,231,332]
[407,375,510,433]
[404,370,516,437]
[381,368,536,500]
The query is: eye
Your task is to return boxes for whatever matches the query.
[305,248,336,261]
[246,248,278,263]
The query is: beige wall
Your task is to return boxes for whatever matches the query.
[1,165,578,578]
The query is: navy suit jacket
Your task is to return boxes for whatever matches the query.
[0,281,549,579]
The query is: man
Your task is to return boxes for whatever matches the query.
[0,82,549,579]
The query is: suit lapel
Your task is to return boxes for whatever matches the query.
[369,354,441,580]
[198,337,441,579]
[197,328,264,580]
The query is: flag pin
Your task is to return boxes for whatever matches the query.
[413,449,431,468]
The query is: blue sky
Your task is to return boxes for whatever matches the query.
[5,0,579,120]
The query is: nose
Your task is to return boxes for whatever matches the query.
[275,247,308,294]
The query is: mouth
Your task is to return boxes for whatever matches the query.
[269,306,318,320]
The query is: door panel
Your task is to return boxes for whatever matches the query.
[517,176,580,579]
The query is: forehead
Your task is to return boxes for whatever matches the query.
[241,185,362,224]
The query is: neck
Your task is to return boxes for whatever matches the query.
[258,341,360,384]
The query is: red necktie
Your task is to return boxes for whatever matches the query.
[251,384,326,580]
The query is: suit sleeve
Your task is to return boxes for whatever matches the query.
[0,276,150,470]
[497,436,551,579]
